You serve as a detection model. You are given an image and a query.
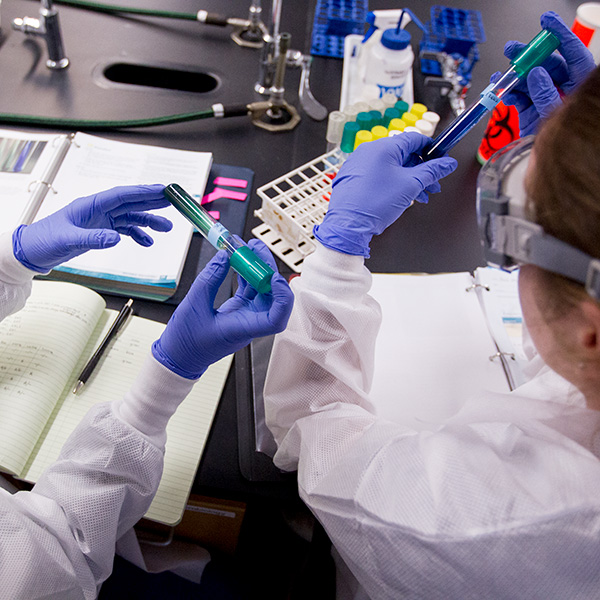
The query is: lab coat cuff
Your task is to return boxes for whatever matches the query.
[0,231,38,285]
[300,241,372,299]
[112,353,196,448]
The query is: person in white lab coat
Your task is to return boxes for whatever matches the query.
[264,12,600,600]
[0,184,293,599]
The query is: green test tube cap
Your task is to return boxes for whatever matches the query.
[395,100,409,114]
[511,29,560,78]
[369,110,383,127]
[230,245,274,294]
[356,111,375,131]
[383,107,401,127]
[341,121,360,153]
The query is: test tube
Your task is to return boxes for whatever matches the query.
[164,184,274,294]
[422,28,559,161]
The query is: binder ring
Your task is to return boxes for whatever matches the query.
[27,180,58,194]
[466,283,490,292]
[489,351,515,362]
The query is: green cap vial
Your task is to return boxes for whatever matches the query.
[164,183,274,294]
[511,29,560,78]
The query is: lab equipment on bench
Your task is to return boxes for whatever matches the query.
[165,184,274,294]
[422,28,560,161]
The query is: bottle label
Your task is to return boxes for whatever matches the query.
[376,83,405,98]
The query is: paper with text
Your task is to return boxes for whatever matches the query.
[0,282,105,474]
[35,132,213,285]
[22,304,231,526]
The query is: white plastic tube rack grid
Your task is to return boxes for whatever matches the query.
[252,149,344,272]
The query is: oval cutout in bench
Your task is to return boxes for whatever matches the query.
[103,63,218,93]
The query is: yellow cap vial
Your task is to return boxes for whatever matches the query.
[410,103,428,118]
[371,125,388,140]
[388,118,406,132]
[354,130,374,149]
[402,112,419,127]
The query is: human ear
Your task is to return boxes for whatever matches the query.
[578,299,600,353]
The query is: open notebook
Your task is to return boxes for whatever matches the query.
[0,280,231,525]
[0,129,213,300]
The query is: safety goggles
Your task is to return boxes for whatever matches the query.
[476,135,600,300]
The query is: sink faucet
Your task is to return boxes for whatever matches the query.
[254,0,327,121]
[12,0,70,70]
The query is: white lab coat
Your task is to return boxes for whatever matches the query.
[0,232,196,600]
[264,242,600,600]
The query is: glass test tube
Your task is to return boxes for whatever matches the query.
[164,184,274,294]
[422,29,560,161]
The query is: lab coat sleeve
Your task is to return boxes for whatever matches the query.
[0,231,197,599]
[263,241,600,600]
[264,243,382,472]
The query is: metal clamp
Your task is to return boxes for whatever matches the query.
[421,50,469,116]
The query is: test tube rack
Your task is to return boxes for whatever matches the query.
[252,149,344,272]
[420,6,486,85]
[310,0,369,58]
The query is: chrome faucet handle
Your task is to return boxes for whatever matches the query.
[12,0,69,69]
[287,51,328,121]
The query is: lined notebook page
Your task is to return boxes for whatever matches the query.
[24,313,232,526]
[0,282,105,475]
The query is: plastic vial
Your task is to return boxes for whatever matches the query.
[368,98,387,113]
[410,103,428,119]
[422,111,440,129]
[371,125,389,140]
[381,92,399,109]
[388,130,403,137]
[388,118,406,132]
[402,112,419,127]
[356,111,376,131]
[164,184,274,294]
[369,110,383,127]
[354,130,374,149]
[340,121,360,153]
[395,99,409,115]
[403,126,421,133]
[326,110,347,151]
[415,119,434,136]
[383,107,401,127]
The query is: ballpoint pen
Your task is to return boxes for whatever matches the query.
[72,298,134,395]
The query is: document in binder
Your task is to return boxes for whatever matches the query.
[0,129,212,301]
[369,268,524,430]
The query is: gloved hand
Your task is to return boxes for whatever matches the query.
[152,239,294,379]
[497,11,595,136]
[13,184,173,272]
[313,133,457,257]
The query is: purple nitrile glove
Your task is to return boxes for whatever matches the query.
[152,239,294,379]
[494,11,595,136]
[13,184,172,272]
[313,133,457,257]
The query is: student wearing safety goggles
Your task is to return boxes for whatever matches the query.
[264,10,600,600]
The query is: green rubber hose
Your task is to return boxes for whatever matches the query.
[0,104,251,130]
[50,0,199,21]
